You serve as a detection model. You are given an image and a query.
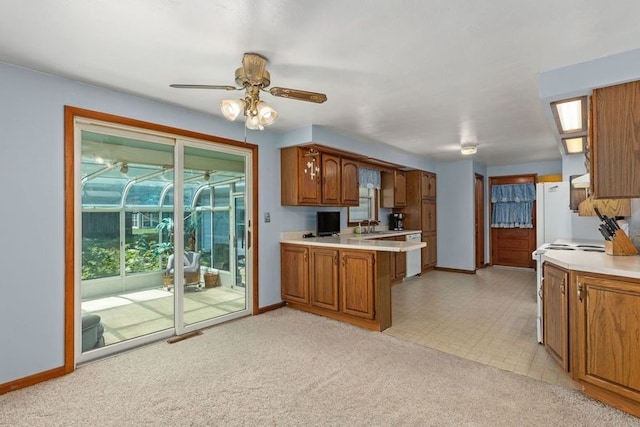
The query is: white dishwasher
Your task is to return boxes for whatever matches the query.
[405,233,422,277]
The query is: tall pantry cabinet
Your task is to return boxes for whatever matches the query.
[403,170,437,271]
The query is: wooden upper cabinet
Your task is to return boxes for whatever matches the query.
[422,172,436,198]
[381,170,407,208]
[281,146,360,207]
[340,158,360,206]
[591,80,640,198]
[321,153,341,205]
[281,146,321,206]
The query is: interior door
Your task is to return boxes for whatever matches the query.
[475,174,485,269]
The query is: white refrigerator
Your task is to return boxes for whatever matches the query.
[535,182,601,247]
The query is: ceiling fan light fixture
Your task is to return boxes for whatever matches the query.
[220,99,246,121]
[245,114,264,131]
[256,101,278,126]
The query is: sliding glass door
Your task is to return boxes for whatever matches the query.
[77,122,252,362]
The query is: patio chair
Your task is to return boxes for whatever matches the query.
[164,252,202,291]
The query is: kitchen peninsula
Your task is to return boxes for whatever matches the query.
[281,230,425,331]
[542,249,640,418]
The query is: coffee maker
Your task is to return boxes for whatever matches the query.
[389,213,405,230]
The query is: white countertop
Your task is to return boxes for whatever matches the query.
[281,230,426,252]
[543,250,640,280]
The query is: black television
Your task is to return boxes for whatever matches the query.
[317,211,341,237]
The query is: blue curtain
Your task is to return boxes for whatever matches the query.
[491,183,536,228]
[359,167,381,189]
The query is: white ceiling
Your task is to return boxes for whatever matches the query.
[2,1,640,165]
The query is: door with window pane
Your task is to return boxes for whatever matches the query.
[78,124,252,361]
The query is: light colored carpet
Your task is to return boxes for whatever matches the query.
[1,307,637,426]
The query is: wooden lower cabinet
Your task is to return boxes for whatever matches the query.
[542,263,569,371]
[571,272,640,417]
[422,233,436,270]
[280,244,309,304]
[340,250,375,319]
[309,247,339,311]
[281,244,391,331]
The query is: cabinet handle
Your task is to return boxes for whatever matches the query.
[560,279,565,295]
[334,255,338,266]
[577,282,583,303]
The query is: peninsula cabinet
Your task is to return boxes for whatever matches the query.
[281,146,359,206]
[591,80,640,199]
[377,236,406,283]
[381,170,407,208]
[570,272,640,417]
[309,246,339,311]
[280,244,309,304]
[280,243,392,331]
[542,263,569,371]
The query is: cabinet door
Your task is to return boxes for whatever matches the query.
[340,250,375,319]
[592,81,640,198]
[543,263,569,371]
[395,171,407,207]
[280,244,309,304]
[341,158,360,206]
[422,233,436,270]
[381,170,407,208]
[421,199,436,233]
[297,148,322,204]
[420,172,437,199]
[573,274,640,406]
[321,153,341,205]
[309,247,339,311]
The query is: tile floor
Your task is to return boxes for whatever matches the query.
[82,286,247,345]
[384,266,578,390]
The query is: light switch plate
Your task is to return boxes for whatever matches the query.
[264,212,271,223]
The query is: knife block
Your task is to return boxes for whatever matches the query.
[605,230,639,256]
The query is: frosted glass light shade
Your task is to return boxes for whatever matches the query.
[220,99,245,121]
[256,101,278,126]
[245,114,264,130]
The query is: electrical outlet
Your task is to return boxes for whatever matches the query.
[264,212,271,223]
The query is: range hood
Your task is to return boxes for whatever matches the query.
[572,173,590,189]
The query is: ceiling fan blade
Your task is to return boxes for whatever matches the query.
[170,84,239,91]
[269,87,327,104]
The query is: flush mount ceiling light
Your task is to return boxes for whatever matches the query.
[562,136,586,154]
[551,96,588,154]
[460,143,477,155]
[171,52,327,131]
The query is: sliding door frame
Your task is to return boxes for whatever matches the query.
[64,106,259,372]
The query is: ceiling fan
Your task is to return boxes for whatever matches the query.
[170,52,327,130]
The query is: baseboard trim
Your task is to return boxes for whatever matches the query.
[434,266,477,275]
[257,301,286,314]
[0,365,67,395]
